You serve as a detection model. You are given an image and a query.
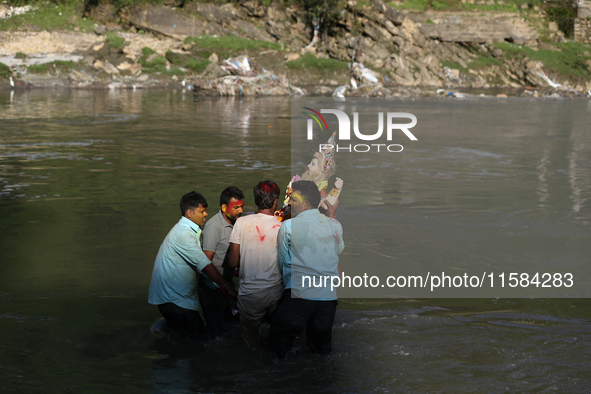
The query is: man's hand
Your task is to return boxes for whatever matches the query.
[202,263,237,300]
[219,283,238,299]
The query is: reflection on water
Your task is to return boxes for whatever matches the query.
[292,98,591,297]
[0,90,590,391]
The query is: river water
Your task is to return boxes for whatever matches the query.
[0,89,590,392]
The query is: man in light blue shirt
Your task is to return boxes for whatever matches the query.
[148,191,237,340]
[270,180,344,359]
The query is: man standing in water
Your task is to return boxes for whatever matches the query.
[270,180,344,359]
[148,191,237,340]
[227,181,283,348]
[200,186,245,337]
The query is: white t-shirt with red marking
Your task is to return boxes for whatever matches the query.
[229,213,283,296]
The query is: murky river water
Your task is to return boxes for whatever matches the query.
[0,89,590,392]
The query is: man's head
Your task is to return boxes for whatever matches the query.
[220,186,244,224]
[291,180,320,217]
[180,191,208,226]
[253,180,280,211]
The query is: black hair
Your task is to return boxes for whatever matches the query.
[253,180,280,210]
[220,186,245,207]
[180,191,208,216]
[291,180,321,209]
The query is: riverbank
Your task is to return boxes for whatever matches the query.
[1,0,591,97]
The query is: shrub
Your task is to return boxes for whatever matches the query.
[0,62,11,79]
[140,47,167,73]
[105,32,125,50]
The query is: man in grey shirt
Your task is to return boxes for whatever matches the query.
[199,186,244,337]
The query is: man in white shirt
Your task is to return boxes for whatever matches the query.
[228,181,283,348]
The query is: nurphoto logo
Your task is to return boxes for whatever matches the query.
[303,107,418,153]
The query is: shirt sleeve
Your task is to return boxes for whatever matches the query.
[276,220,291,273]
[335,222,345,255]
[202,220,221,253]
[228,218,241,245]
[172,228,211,272]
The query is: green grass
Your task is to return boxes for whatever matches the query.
[0,1,95,32]
[162,67,185,76]
[388,0,540,12]
[441,60,467,73]
[165,50,210,73]
[494,41,591,80]
[0,62,11,79]
[105,32,126,50]
[185,35,281,52]
[286,53,349,71]
[468,55,502,69]
[27,60,75,74]
[15,52,27,59]
[140,51,166,73]
[140,47,182,74]
[184,58,210,73]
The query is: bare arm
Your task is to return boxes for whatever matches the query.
[203,250,215,261]
[202,264,237,299]
[324,198,340,219]
[228,243,241,268]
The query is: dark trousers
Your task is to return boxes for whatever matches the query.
[197,275,228,338]
[269,289,337,358]
[158,302,206,339]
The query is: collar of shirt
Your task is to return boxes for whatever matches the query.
[296,208,319,219]
[216,210,234,228]
[179,216,202,234]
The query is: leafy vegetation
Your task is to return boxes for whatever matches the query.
[15,52,27,59]
[0,62,11,79]
[105,32,126,49]
[290,0,346,42]
[286,53,349,71]
[546,4,577,38]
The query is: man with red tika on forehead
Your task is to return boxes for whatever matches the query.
[200,186,245,338]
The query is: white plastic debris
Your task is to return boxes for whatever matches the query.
[535,71,562,89]
[350,62,379,84]
[333,85,347,98]
[223,55,251,76]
